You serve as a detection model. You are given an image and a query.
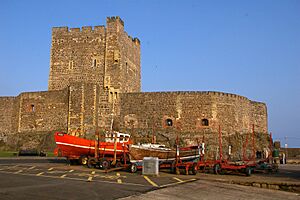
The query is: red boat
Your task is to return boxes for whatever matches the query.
[54,131,131,164]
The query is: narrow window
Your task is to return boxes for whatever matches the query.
[166,119,173,127]
[69,61,74,70]
[114,51,119,63]
[201,119,209,126]
[31,104,35,112]
[93,59,97,67]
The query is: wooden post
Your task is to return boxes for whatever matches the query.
[112,132,117,166]
[95,129,99,158]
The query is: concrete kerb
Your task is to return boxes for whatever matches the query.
[200,176,300,193]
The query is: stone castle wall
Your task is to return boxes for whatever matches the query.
[0,97,16,135]
[119,91,269,160]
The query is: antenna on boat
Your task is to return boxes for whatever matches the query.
[110,114,114,132]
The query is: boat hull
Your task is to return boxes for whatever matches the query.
[129,145,200,163]
[54,132,129,159]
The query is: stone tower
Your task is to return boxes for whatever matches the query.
[48,16,141,135]
[48,16,140,93]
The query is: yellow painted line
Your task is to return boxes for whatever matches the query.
[117,179,122,184]
[0,170,148,187]
[143,176,158,187]
[14,170,23,174]
[87,176,93,182]
[48,168,53,171]
[91,171,95,175]
[36,172,44,176]
[173,177,184,182]
[28,166,36,170]
[69,170,74,173]
[60,174,67,178]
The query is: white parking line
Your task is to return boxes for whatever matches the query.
[48,168,53,171]
[69,169,74,173]
[28,166,36,170]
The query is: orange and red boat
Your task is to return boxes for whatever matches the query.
[54,131,131,162]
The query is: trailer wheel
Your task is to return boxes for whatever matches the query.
[191,163,198,175]
[245,167,252,176]
[115,161,122,168]
[214,164,222,175]
[87,157,97,168]
[99,158,111,170]
[130,163,137,173]
[79,156,88,165]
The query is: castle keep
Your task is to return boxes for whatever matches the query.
[0,17,269,159]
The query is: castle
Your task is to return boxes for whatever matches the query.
[0,17,269,159]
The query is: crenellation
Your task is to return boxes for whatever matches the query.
[107,16,124,26]
[82,26,92,32]
[52,27,68,33]
[69,28,80,32]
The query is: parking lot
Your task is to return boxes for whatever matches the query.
[0,159,197,200]
[0,158,299,200]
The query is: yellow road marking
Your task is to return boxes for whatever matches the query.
[36,172,44,176]
[91,171,95,175]
[173,177,183,182]
[14,170,23,174]
[69,170,74,173]
[28,166,36,170]
[60,174,67,178]
[87,176,93,182]
[48,168,53,171]
[143,176,158,187]
[117,179,122,184]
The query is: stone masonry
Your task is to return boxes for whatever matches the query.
[0,16,269,160]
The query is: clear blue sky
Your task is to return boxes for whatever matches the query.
[0,0,299,147]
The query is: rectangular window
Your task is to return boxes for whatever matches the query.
[30,104,35,112]
[69,61,74,70]
[92,58,97,67]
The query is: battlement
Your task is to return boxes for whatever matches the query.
[122,91,250,101]
[52,25,105,34]
[107,16,124,26]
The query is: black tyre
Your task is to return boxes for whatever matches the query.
[87,157,97,168]
[100,158,111,170]
[115,161,122,168]
[130,163,137,173]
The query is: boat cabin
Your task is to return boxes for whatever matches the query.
[105,132,130,143]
